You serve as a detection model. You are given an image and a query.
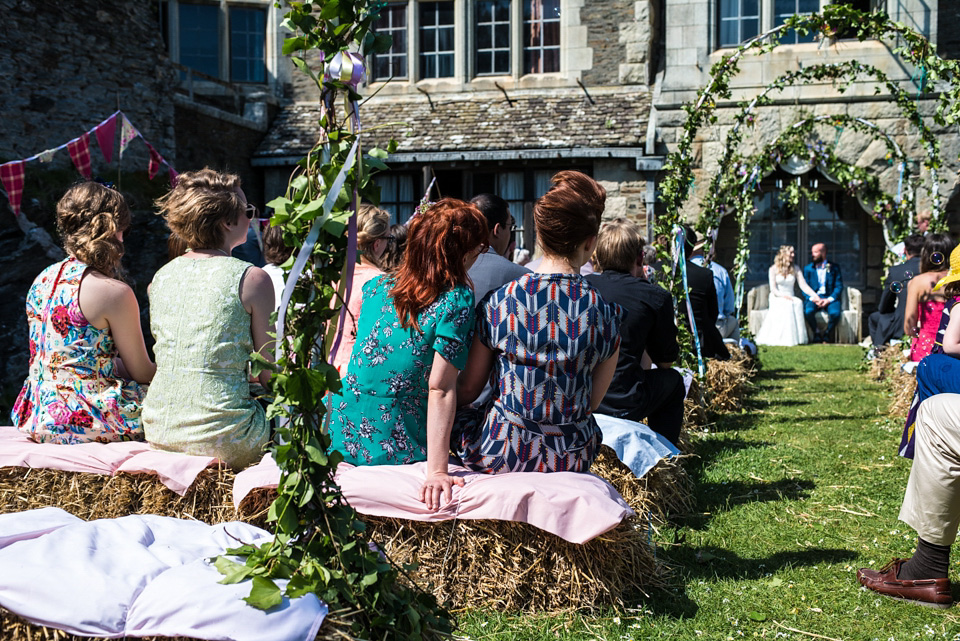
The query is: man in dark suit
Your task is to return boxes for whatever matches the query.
[682,226,729,360]
[803,242,844,343]
[467,193,530,304]
[869,234,924,348]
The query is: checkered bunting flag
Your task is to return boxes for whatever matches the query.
[66,133,92,180]
[0,161,26,216]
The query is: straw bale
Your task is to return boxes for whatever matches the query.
[684,377,709,429]
[705,359,752,413]
[590,445,694,522]
[0,466,265,527]
[888,369,917,418]
[870,344,908,382]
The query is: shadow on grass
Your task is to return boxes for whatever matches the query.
[684,436,771,475]
[679,478,816,530]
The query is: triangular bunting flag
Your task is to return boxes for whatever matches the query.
[146,143,163,180]
[119,115,137,155]
[168,167,179,189]
[67,133,92,180]
[0,161,26,216]
[37,148,57,163]
[93,114,117,164]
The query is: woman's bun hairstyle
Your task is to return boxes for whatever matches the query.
[534,170,605,259]
[56,181,131,279]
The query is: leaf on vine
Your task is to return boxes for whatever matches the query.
[244,576,284,610]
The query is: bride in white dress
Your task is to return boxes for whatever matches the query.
[755,245,817,346]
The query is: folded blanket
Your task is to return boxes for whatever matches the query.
[0,508,326,641]
[234,457,633,544]
[595,414,680,479]
[0,426,218,495]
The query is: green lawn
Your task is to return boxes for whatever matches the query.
[457,346,960,640]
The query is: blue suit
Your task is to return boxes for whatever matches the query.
[802,261,843,341]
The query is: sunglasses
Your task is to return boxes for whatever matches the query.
[244,203,259,220]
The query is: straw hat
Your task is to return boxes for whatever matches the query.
[932,244,960,292]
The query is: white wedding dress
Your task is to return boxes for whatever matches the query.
[755,268,809,346]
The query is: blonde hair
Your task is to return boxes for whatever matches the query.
[594,218,644,273]
[56,182,131,279]
[774,245,795,278]
[156,168,243,250]
[356,203,390,269]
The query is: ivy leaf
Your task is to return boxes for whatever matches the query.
[244,576,284,610]
[747,611,767,622]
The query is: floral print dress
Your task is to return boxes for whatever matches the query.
[328,275,474,466]
[12,257,146,443]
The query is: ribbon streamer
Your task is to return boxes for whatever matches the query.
[324,51,366,88]
[673,226,705,378]
[275,139,360,362]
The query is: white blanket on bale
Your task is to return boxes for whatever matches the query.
[595,414,681,478]
[0,508,326,641]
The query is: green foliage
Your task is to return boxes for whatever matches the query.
[213,2,453,638]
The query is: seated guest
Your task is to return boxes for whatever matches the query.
[802,242,843,343]
[332,204,391,376]
[858,392,960,608]
[467,193,530,304]
[905,233,955,361]
[260,223,293,313]
[13,182,156,443]
[327,199,488,510]
[869,234,923,348]
[379,222,408,273]
[690,234,739,340]
[455,171,621,474]
[682,226,729,360]
[142,169,275,470]
[586,219,685,445]
[900,244,960,459]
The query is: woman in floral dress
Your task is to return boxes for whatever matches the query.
[327,199,488,510]
[13,182,156,443]
[455,171,622,475]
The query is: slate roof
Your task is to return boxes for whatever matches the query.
[255,88,651,160]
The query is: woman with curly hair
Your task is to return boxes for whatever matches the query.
[755,245,817,346]
[142,168,274,470]
[13,182,155,443]
[327,198,488,510]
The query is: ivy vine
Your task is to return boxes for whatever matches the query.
[213,2,453,639]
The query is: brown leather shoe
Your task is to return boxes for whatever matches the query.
[857,558,953,608]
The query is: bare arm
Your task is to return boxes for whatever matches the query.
[794,266,818,299]
[590,347,620,412]
[942,307,960,357]
[79,273,155,384]
[456,335,496,406]
[419,352,465,511]
[903,277,922,337]
[239,266,276,387]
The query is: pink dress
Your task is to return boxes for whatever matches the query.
[332,262,383,375]
[910,299,946,361]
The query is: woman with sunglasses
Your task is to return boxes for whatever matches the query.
[141,168,274,470]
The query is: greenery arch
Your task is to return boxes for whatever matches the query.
[655,4,960,358]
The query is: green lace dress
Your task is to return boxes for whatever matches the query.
[142,256,267,469]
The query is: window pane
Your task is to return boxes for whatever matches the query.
[495,23,510,48]
[230,7,266,82]
[720,0,737,19]
[524,0,560,74]
[719,20,737,47]
[478,26,492,50]
[543,20,560,45]
[372,3,409,80]
[742,18,759,41]
[495,50,511,73]
[439,52,454,77]
[438,26,454,50]
[799,0,818,11]
[743,0,759,16]
[179,3,220,78]
[542,48,559,73]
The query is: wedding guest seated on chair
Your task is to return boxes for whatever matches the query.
[904,233,955,362]
[13,181,156,443]
[379,222,408,274]
[327,199,488,511]
[455,171,621,474]
[142,169,275,470]
[802,242,843,343]
[585,219,684,445]
[869,234,923,348]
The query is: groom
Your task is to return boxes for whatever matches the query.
[803,243,844,343]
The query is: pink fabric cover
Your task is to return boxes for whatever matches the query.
[0,426,218,496]
[233,456,633,544]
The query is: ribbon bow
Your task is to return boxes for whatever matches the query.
[325,51,366,88]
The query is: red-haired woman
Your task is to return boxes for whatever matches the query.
[327,198,488,509]
[455,170,621,474]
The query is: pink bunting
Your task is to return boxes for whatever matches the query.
[168,167,179,189]
[0,161,26,216]
[93,114,117,164]
[146,142,163,180]
[67,133,92,180]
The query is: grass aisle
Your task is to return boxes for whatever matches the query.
[458,346,960,640]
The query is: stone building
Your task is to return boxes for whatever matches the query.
[255,0,664,253]
[654,0,960,307]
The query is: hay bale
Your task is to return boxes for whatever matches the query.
[590,445,694,523]
[363,514,667,613]
[870,344,908,382]
[888,369,917,418]
[705,358,752,413]
[683,377,709,430]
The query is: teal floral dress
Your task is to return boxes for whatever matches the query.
[328,275,474,466]
[12,257,146,443]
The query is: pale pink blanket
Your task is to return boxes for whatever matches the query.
[0,426,218,495]
[233,456,633,544]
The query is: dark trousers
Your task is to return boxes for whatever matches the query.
[804,299,842,340]
[620,368,686,446]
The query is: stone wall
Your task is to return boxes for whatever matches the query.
[581,0,635,86]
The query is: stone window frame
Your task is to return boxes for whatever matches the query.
[162,0,282,91]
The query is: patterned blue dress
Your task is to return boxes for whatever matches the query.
[456,273,621,474]
[328,275,474,466]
